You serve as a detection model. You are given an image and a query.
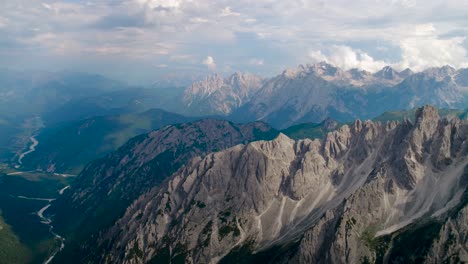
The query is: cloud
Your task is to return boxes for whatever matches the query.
[249,58,264,66]
[190,17,209,23]
[308,24,468,72]
[1,0,468,84]
[135,0,183,9]
[202,56,216,70]
[309,45,386,72]
[397,24,468,71]
[220,6,240,17]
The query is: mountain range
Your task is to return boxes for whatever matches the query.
[0,63,467,264]
[3,63,467,163]
[46,105,468,263]
[130,63,468,129]
[231,63,467,128]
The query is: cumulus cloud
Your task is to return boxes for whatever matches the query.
[202,56,216,70]
[309,45,386,72]
[309,24,468,72]
[397,24,468,71]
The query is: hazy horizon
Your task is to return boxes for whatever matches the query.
[1,0,468,84]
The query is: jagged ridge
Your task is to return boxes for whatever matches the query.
[102,106,467,263]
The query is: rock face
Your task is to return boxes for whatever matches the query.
[49,119,278,262]
[100,106,467,263]
[426,202,468,263]
[182,73,263,116]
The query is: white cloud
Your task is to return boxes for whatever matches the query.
[308,24,468,72]
[396,24,468,71]
[41,3,52,10]
[190,17,209,23]
[249,58,264,65]
[136,0,183,9]
[309,45,386,72]
[202,56,216,70]
[220,6,240,17]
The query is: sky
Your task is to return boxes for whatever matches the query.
[1,0,468,84]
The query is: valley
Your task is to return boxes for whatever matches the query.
[0,164,74,264]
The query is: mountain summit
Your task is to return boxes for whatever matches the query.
[182,72,263,115]
[232,64,468,128]
[95,106,467,263]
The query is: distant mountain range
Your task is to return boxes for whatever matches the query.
[116,63,467,129]
[149,63,467,128]
[230,63,467,128]
[3,63,467,129]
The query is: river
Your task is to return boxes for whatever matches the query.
[38,185,70,264]
[18,136,39,165]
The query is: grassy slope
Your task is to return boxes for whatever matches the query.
[0,214,30,264]
[282,122,336,140]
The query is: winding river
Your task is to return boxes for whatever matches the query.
[39,185,70,264]
[10,121,70,263]
[18,136,39,165]
[10,184,69,264]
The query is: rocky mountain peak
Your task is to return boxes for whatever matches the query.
[309,62,342,76]
[273,132,294,144]
[228,71,249,81]
[399,68,414,78]
[374,66,398,80]
[347,68,372,80]
[282,64,309,79]
[424,65,457,80]
[226,72,263,89]
[322,117,339,130]
[281,62,343,79]
[185,74,224,96]
[415,105,440,124]
[182,72,263,115]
